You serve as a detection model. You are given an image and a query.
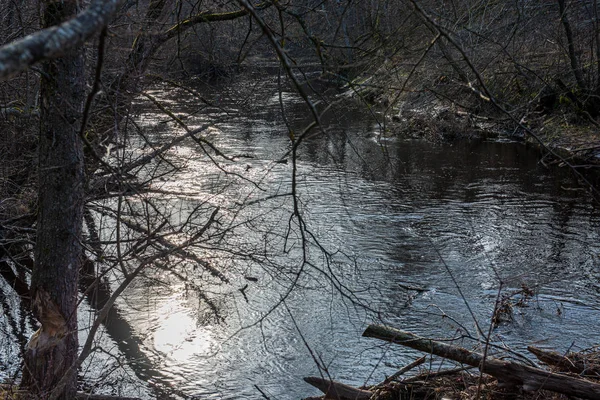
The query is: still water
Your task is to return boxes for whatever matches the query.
[2,69,600,399]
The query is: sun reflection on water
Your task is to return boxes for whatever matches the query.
[152,298,215,362]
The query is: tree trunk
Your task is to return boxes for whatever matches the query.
[20,1,86,398]
[557,0,587,90]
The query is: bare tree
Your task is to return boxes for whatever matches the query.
[3,1,598,399]
[0,1,318,397]
[12,1,106,398]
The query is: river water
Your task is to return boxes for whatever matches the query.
[1,68,600,399]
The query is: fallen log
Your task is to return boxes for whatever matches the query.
[363,325,600,400]
[303,377,372,400]
[528,346,600,377]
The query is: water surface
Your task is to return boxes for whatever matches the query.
[1,70,599,399]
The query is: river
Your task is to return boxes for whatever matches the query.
[1,67,599,399]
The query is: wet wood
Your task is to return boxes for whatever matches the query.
[303,377,372,400]
[363,325,600,399]
[528,346,600,376]
[402,366,474,383]
[378,355,427,385]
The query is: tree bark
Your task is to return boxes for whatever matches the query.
[528,346,600,377]
[20,1,86,398]
[557,0,587,90]
[0,0,125,81]
[303,377,372,400]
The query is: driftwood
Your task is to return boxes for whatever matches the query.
[304,356,428,398]
[402,366,474,383]
[363,325,600,400]
[379,355,427,385]
[528,346,600,377]
[303,377,372,400]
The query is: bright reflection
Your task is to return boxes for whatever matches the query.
[153,298,214,362]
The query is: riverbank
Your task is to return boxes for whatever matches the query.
[383,102,600,167]
[303,326,600,400]
[306,366,600,400]
[344,60,600,172]
[2,64,599,399]
[348,89,600,180]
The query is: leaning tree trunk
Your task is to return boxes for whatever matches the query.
[21,1,86,398]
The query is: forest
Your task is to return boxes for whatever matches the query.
[0,1,599,399]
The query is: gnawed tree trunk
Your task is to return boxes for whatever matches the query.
[20,1,86,398]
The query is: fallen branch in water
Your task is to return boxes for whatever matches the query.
[362,324,600,399]
[402,365,475,383]
[303,377,372,400]
[377,355,427,386]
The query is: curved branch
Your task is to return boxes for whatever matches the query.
[164,3,271,42]
[119,2,272,89]
[0,0,126,81]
